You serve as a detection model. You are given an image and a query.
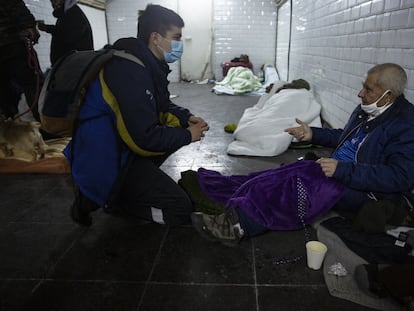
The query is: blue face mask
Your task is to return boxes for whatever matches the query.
[158,37,183,63]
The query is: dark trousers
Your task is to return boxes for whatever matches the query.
[0,43,40,120]
[236,208,268,237]
[378,264,414,302]
[107,154,193,226]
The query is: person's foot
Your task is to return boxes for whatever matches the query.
[191,212,243,247]
[70,187,99,227]
[70,195,92,226]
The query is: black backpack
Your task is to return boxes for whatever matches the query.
[38,48,144,137]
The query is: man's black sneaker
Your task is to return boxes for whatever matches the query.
[70,187,99,227]
[191,211,243,247]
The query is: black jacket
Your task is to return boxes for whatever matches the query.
[312,95,414,209]
[65,38,193,206]
[104,37,193,153]
[46,4,93,65]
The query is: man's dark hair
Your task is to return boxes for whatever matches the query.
[137,4,184,43]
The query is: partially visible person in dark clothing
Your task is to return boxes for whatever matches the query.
[38,0,93,66]
[355,263,414,309]
[0,0,42,120]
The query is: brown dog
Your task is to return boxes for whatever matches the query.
[0,117,48,161]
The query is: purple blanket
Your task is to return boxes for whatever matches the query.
[197,160,345,230]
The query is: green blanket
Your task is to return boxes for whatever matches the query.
[216,67,262,94]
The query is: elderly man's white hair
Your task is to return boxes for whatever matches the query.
[368,63,407,96]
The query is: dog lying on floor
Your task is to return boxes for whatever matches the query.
[0,117,69,162]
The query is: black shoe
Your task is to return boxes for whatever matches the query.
[304,152,320,161]
[191,212,242,247]
[70,188,99,227]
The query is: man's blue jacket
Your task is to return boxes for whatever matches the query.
[64,38,192,207]
[311,95,414,209]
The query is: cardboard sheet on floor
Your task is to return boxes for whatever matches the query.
[0,157,69,174]
[316,224,404,311]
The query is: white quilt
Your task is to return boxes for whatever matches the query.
[227,86,322,156]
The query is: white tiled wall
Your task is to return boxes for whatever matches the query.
[25,0,414,128]
[105,0,277,82]
[106,0,180,82]
[79,5,108,50]
[281,0,414,128]
[276,1,291,81]
[28,0,278,82]
[212,0,277,80]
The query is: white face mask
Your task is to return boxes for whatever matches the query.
[360,89,391,117]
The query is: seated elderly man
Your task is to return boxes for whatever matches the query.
[191,63,414,245]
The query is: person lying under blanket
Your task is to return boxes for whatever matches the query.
[227,79,322,156]
[191,63,414,246]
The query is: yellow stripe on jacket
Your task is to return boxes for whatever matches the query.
[99,69,164,157]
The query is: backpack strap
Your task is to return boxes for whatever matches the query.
[112,50,145,67]
[70,49,145,137]
[39,49,145,121]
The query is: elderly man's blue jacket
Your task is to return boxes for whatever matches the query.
[311,95,414,209]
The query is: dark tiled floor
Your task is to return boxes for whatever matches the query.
[0,83,375,311]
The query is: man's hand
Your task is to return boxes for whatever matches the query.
[37,21,48,32]
[284,118,313,141]
[188,115,208,127]
[316,157,338,177]
[187,115,209,142]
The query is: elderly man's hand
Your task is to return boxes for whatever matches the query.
[316,157,338,177]
[284,118,313,141]
[187,115,209,142]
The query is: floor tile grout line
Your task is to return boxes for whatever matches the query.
[29,227,89,294]
[0,277,327,288]
[8,221,79,225]
[256,283,327,288]
[10,183,69,223]
[135,226,170,311]
[144,282,326,288]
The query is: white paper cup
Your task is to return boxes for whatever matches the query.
[306,241,328,270]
